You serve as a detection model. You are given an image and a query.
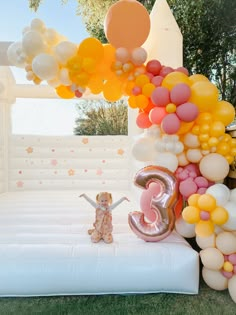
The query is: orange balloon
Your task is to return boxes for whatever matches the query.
[177,121,194,135]
[87,75,104,94]
[78,37,104,62]
[103,78,122,102]
[104,0,150,49]
[56,85,74,99]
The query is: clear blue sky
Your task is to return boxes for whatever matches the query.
[0,0,89,43]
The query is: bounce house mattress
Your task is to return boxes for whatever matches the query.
[0,190,199,296]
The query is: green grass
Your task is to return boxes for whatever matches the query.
[0,278,235,315]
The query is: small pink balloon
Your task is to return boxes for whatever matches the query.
[194,176,209,188]
[75,89,82,98]
[200,210,210,220]
[179,178,198,198]
[170,83,191,105]
[151,86,170,107]
[197,187,207,194]
[221,271,233,279]
[149,106,167,125]
[228,254,236,264]
[132,86,142,96]
[185,163,200,176]
[176,102,199,122]
[175,66,189,76]
[146,59,162,75]
[146,72,154,81]
[159,66,174,77]
[151,76,163,87]
[161,113,180,134]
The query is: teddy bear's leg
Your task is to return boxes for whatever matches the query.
[88,228,94,235]
[103,233,113,244]
[91,229,102,243]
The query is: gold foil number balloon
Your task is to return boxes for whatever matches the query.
[128,165,178,242]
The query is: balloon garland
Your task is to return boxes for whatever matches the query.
[7,0,236,303]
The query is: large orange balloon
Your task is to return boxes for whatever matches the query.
[104,0,150,49]
[103,77,123,102]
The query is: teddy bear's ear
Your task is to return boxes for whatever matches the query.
[96,194,100,202]
[109,193,113,203]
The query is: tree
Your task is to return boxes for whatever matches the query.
[74,99,128,135]
[29,0,236,106]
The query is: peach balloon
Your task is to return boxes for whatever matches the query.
[196,234,216,249]
[104,0,150,49]
[199,153,229,182]
[202,267,228,290]
[200,248,224,270]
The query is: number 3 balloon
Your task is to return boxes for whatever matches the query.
[128,165,178,242]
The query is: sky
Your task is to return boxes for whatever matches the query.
[0,0,90,135]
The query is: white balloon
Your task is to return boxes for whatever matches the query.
[230,188,236,203]
[32,53,59,80]
[184,133,200,148]
[175,216,196,238]
[221,201,236,231]
[22,30,46,57]
[54,41,77,65]
[44,28,61,46]
[202,267,228,291]
[206,184,230,206]
[7,42,26,68]
[132,137,155,161]
[200,248,224,270]
[196,234,216,249]
[30,18,46,33]
[177,152,189,166]
[228,276,236,303]
[153,152,178,172]
[186,149,203,163]
[59,68,72,85]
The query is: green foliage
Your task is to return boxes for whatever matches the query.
[74,99,128,135]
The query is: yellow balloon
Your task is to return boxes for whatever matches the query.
[78,37,104,63]
[189,81,219,112]
[196,112,213,125]
[162,71,190,90]
[56,85,74,99]
[196,220,214,237]
[142,83,155,97]
[197,194,216,212]
[128,95,138,109]
[210,207,228,225]
[212,101,235,126]
[188,194,200,207]
[209,121,225,137]
[182,206,200,224]
[136,94,149,109]
[216,142,230,155]
[135,74,150,87]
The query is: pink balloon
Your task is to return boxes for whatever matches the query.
[146,59,162,75]
[159,66,174,77]
[151,86,170,107]
[161,113,180,134]
[197,187,207,194]
[132,86,141,96]
[149,106,167,125]
[151,76,163,87]
[175,66,189,76]
[140,182,161,222]
[170,83,191,105]
[128,165,178,242]
[176,102,199,122]
[179,178,198,198]
[136,112,152,129]
[194,176,209,188]
[146,72,154,81]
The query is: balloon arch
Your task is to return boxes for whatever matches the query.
[7,0,236,303]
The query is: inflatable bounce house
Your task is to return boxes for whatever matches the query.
[0,0,235,302]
